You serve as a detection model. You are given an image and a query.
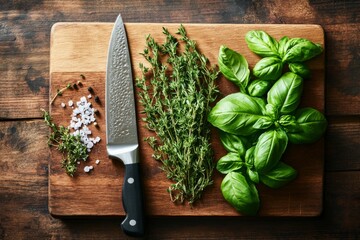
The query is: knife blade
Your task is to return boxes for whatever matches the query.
[105,14,144,237]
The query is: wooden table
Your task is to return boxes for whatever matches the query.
[0,1,359,239]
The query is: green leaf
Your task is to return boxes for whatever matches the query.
[267,72,303,115]
[247,168,260,183]
[253,57,283,80]
[247,79,274,97]
[287,107,327,144]
[218,45,250,92]
[245,146,256,166]
[282,38,323,63]
[208,92,266,136]
[245,30,279,57]
[254,129,288,173]
[221,172,260,215]
[219,131,250,157]
[260,162,297,188]
[278,36,289,58]
[288,62,311,78]
[253,116,274,130]
[278,114,300,133]
[265,103,279,120]
[216,152,244,174]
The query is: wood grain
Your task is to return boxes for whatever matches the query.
[49,23,325,217]
[1,0,359,239]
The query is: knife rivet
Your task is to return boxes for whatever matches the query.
[129,219,136,226]
[127,177,134,184]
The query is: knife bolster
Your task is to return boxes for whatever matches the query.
[107,144,139,164]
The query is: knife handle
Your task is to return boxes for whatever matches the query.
[121,162,145,237]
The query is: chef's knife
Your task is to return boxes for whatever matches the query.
[106,14,144,237]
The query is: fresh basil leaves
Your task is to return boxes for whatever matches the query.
[267,72,303,115]
[260,162,297,188]
[209,30,326,215]
[221,171,260,215]
[253,56,283,80]
[218,46,250,93]
[245,30,279,57]
[287,107,328,144]
[254,129,288,173]
[207,92,265,136]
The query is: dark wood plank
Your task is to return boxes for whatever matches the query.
[325,116,360,171]
[323,23,360,116]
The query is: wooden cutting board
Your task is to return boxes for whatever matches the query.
[49,22,325,217]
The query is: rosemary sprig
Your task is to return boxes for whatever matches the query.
[136,25,219,205]
[41,109,88,176]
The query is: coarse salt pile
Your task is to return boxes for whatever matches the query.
[69,96,101,152]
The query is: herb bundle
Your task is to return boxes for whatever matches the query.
[136,25,219,205]
[209,30,327,215]
[42,109,88,176]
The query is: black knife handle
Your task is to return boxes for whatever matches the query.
[121,162,144,237]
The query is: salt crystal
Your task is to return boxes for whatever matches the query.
[84,166,90,173]
[89,166,94,170]
[87,142,94,149]
[61,102,66,108]
[66,95,102,155]
[95,159,100,165]
[88,94,92,99]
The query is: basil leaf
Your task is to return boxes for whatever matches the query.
[267,72,303,115]
[253,57,283,80]
[254,129,288,173]
[288,62,311,78]
[216,152,244,174]
[278,115,300,133]
[253,116,274,130]
[288,107,327,144]
[245,30,279,57]
[247,168,260,184]
[278,36,289,58]
[208,93,266,136]
[218,45,250,92]
[260,162,297,188]
[219,131,250,157]
[247,79,274,97]
[245,146,256,166]
[282,38,323,62]
[265,103,279,120]
[221,172,260,215]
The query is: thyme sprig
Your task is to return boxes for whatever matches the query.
[136,25,219,205]
[50,83,72,105]
[41,109,88,176]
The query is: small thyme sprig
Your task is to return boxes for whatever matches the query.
[136,25,219,205]
[50,83,72,105]
[41,109,88,176]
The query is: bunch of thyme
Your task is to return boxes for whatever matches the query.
[136,25,219,205]
[41,109,88,176]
